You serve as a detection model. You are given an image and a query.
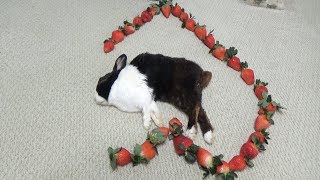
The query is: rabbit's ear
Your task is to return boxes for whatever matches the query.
[113,54,127,71]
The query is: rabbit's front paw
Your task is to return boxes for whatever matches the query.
[185,126,197,140]
[203,130,214,145]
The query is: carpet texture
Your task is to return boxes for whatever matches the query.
[1,0,319,179]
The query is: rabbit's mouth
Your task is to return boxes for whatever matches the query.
[95,92,108,106]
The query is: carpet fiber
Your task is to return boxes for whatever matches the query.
[1,0,319,179]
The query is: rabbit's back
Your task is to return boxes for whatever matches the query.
[130,53,204,101]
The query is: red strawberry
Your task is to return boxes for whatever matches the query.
[194,24,207,40]
[258,93,285,113]
[172,3,182,17]
[184,14,196,31]
[179,10,188,22]
[204,30,215,49]
[123,21,135,35]
[266,103,278,112]
[108,147,132,170]
[258,108,265,115]
[240,136,266,161]
[111,29,124,44]
[158,127,170,138]
[161,1,172,18]
[216,161,238,180]
[254,79,268,100]
[240,142,259,160]
[196,148,223,178]
[173,135,193,155]
[225,47,241,71]
[229,155,247,171]
[209,41,226,60]
[168,117,183,134]
[197,148,213,168]
[148,4,160,16]
[254,114,274,131]
[248,129,270,144]
[132,140,157,165]
[132,16,144,30]
[141,10,153,23]
[227,56,241,71]
[103,39,114,53]
[216,161,230,174]
[240,62,255,85]
[147,127,169,146]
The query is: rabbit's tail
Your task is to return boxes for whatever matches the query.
[199,71,212,89]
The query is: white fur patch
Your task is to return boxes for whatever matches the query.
[186,126,197,140]
[204,130,213,145]
[108,65,153,113]
[95,92,108,106]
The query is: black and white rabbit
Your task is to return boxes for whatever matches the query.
[95,53,214,144]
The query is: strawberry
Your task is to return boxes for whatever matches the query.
[240,137,266,162]
[123,21,135,35]
[103,39,114,53]
[168,117,183,134]
[141,10,153,23]
[225,47,241,71]
[132,16,144,30]
[216,161,230,174]
[158,127,170,138]
[148,4,160,16]
[204,30,215,49]
[179,10,188,22]
[216,161,238,180]
[240,62,255,85]
[147,127,169,146]
[196,148,223,178]
[254,114,274,131]
[173,135,193,155]
[258,92,285,113]
[227,56,241,71]
[258,108,265,115]
[111,29,124,44]
[172,3,182,17]
[183,14,196,32]
[254,79,268,100]
[248,129,270,144]
[108,147,132,170]
[240,142,259,160]
[132,140,157,165]
[160,1,172,18]
[194,24,207,40]
[209,41,226,60]
[229,155,247,172]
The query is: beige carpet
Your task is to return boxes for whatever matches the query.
[1,0,319,179]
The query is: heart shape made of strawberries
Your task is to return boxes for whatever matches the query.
[103,1,284,179]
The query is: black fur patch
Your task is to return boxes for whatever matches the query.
[130,53,214,136]
[130,53,203,101]
[96,70,121,101]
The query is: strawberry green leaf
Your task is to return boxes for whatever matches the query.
[245,158,254,168]
[268,119,275,125]
[262,91,268,99]
[187,144,200,154]
[240,61,248,69]
[185,152,197,163]
[134,144,142,155]
[267,95,272,103]
[226,174,235,180]
[179,143,186,151]
[229,171,238,178]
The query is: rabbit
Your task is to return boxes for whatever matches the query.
[95,53,214,144]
